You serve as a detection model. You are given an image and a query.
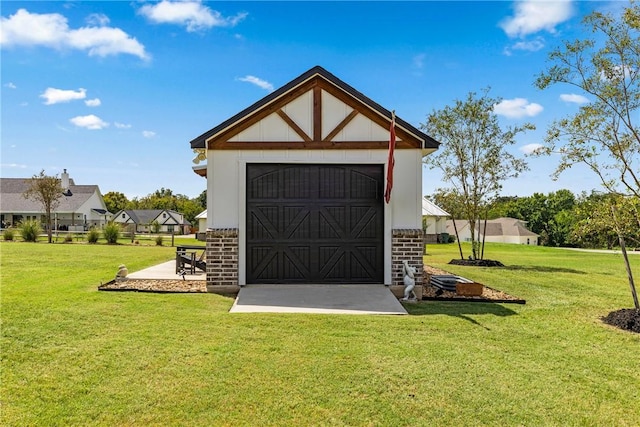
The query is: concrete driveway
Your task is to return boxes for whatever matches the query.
[230,284,407,315]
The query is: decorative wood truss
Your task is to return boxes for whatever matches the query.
[190,66,440,152]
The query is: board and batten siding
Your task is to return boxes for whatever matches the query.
[206,149,423,286]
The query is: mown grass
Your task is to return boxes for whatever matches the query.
[1,242,639,426]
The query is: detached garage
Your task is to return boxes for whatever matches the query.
[189,66,439,295]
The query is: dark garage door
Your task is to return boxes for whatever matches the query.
[246,164,384,284]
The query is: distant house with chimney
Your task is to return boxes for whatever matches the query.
[0,169,111,230]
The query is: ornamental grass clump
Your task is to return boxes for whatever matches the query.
[86,228,100,244]
[3,228,15,241]
[103,222,120,245]
[19,220,41,242]
[155,235,163,246]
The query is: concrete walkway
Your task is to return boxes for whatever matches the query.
[230,284,408,315]
[127,262,407,315]
[126,260,206,281]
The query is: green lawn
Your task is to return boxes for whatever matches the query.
[1,242,639,426]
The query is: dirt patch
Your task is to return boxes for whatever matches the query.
[99,279,206,293]
[423,265,525,304]
[602,309,640,334]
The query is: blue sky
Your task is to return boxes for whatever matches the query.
[0,0,623,200]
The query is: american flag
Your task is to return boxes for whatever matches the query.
[384,111,396,204]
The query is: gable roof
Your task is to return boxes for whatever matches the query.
[446,217,539,238]
[115,209,186,225]
[422,198,450,217]
[189,65,440,151]
[0,178,102,213]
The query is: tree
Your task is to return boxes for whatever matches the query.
[23,170,63,244]
[195,190,207,209]
[103,191,130,214]
[422,89,533,259]
[534,2,640,199]
[535,1,639,309]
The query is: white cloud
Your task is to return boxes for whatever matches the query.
[86,13,110,27]
[85,98,101,107]
[142,130,156,138]
[139,1,247,32]
[40,87,86,105]
[0,163,27,169]
[520,143,544,155]
[5,82,17,89]
[494,98,543,118]
[114,122,132,129]
[510,37,545,52]
[560,93,589,104]
[500,0,574,38]
[0,9,149,60]
[70,114,108,130]
[238,75,274,92]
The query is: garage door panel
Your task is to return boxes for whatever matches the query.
[283,248,310,280]
[247,164,383,284]
[251,248,279,281]
[284,207,310,239]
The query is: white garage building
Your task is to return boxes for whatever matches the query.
[189,66,440,295]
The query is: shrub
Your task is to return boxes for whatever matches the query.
[19,220,41,242]
[3,228,15,241]
[86,228,100,244]
[103,222,121,244]
[64,234,73,243]
[155,235,163,246]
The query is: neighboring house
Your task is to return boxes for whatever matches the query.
[188,65,440,294]
[422,198,450,243]
[195,209,207,241]
[0,169,111,231]
[446,217,539,245]
[112,209,190,234]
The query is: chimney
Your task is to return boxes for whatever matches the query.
[61,169,69,190]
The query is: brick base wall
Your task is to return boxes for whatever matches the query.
[391,228,424,290]
[206,228,240,295]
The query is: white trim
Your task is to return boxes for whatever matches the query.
[236,154,391,286]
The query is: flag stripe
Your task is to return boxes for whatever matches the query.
[384,112,396,204]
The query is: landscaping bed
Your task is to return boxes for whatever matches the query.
[602,308,640,333]
[99,279,206,293]
[423,265,526,304]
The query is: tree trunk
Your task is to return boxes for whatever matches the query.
[619,236,640,310]
[47,210,53,244]
[452,219,464,260]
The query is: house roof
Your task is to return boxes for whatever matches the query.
[446,217,539,238]
[0,177,102,213]
[115,209,187,225]
[189,65,440,151]
[195,209,207,219]
[422,199,450,217]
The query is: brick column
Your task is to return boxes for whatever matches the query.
[390,229,424,299]
[206,228,240,295]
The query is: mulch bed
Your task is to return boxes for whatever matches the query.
[423,265,525,304]
[602,309,640,334]
[99,279,206,293]
[448,258,505,267]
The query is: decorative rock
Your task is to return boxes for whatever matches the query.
[115,264,128,281]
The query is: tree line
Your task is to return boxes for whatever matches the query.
[429,189,640,250]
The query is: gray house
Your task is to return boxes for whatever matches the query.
[0,169,111,230]
[112,209,190,234]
